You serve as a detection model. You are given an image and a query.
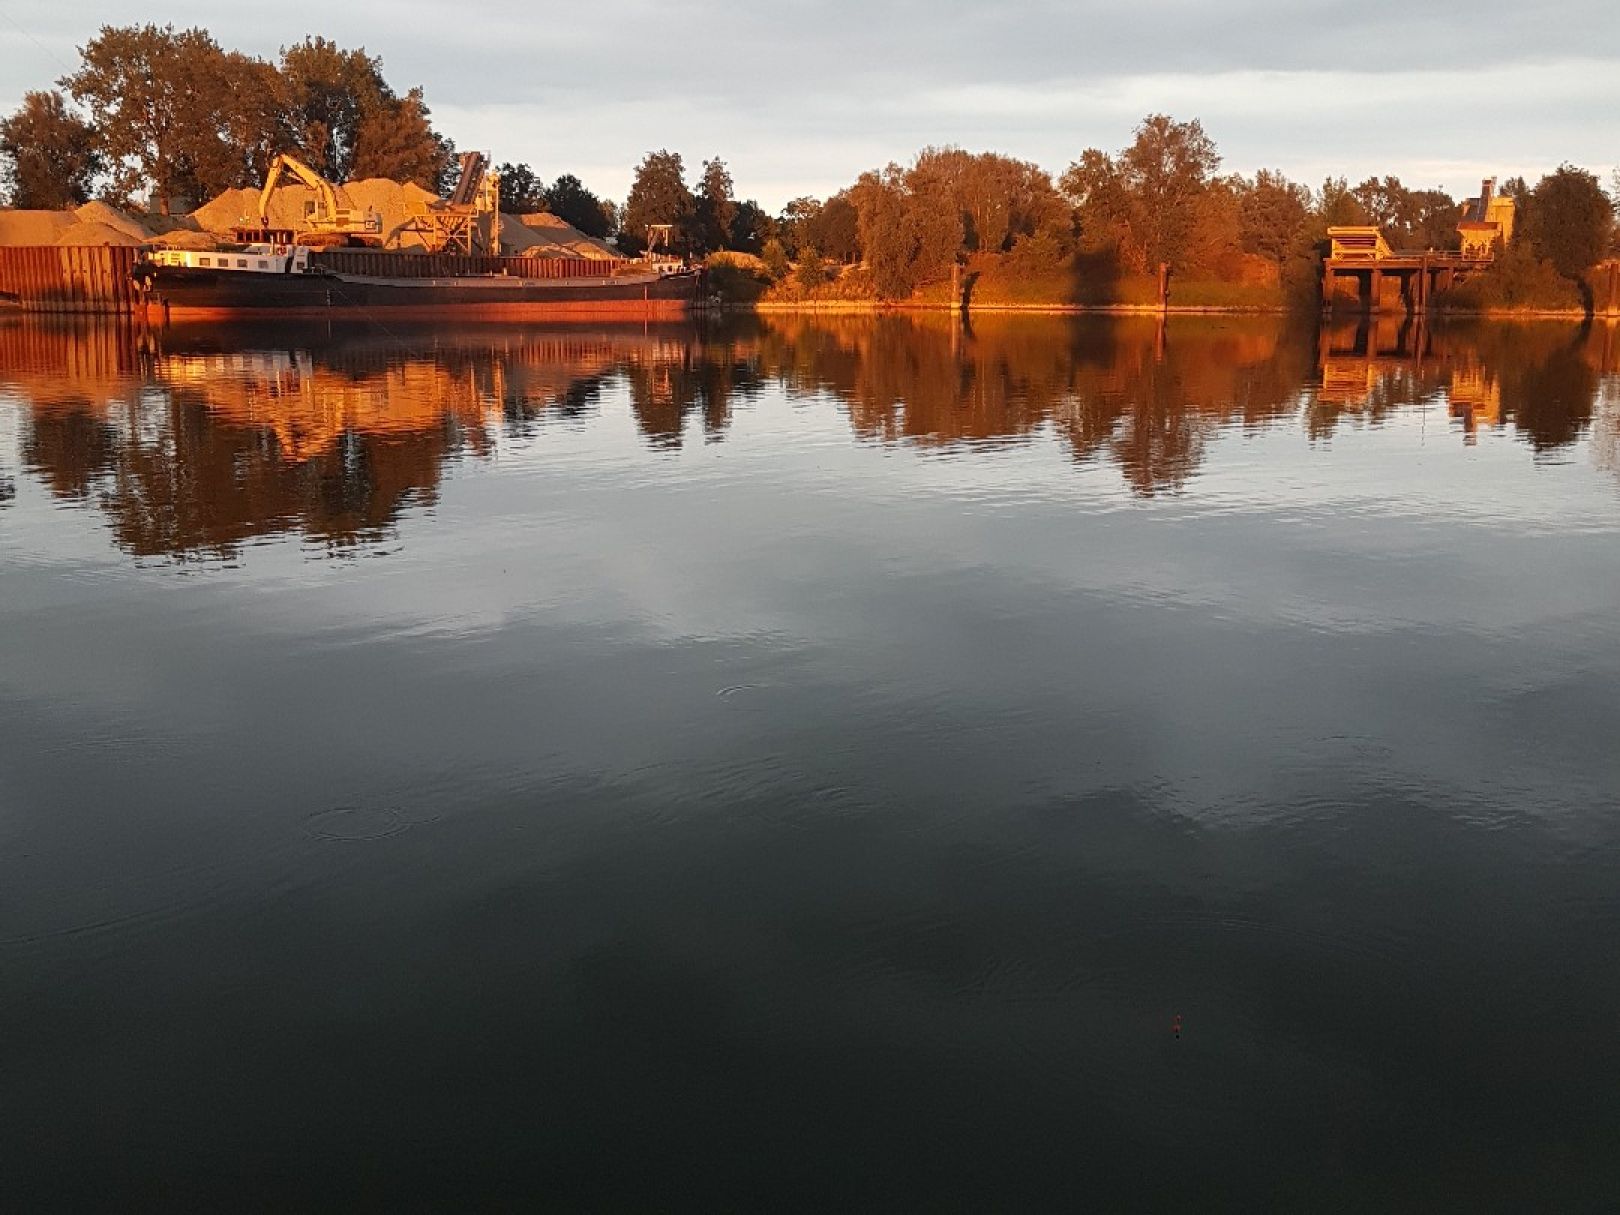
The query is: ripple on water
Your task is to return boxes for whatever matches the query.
[304,805,411,842]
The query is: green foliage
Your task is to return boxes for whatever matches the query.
[621,149,693,255]
[1238,169,1310,265]
[1060,115,1219,272]
[349,87,452,191]
[848,161,964,299]
[278,37,388,182]
[795,247,829,290]
[803,195,860,262]
[775,196,820,256]
[62,24,267,212]
[703,254,770,304]
[0,90,102,208]
[1525,164,1612,280]
[728,200,773,254]
[57,24,452,211]
[760,237,791,281]
[694,157,736,253]
[496,162,544,213]
[1439,240,1583,311]
[1315,177,1369,229]
[1348,176,1458,250]
[544,173,614,238]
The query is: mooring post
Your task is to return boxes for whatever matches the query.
[1157,262,1171,313]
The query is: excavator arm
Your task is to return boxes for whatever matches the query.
[258,153,341,227]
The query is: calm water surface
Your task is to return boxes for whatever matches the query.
[2,313,1618,1209]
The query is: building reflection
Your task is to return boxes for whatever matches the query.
[1314,315,1615,450]
[2,311,1613,561]
[2,321,695,559]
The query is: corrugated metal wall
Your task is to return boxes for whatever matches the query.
[0,246,621,313]
[0,246,142,313]
[313,251,612,280]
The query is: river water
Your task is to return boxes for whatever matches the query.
[2,313,1618,1209]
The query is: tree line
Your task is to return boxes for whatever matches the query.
[1,25,453,213]
[4,27,1616,304]
[609,117,1616,304]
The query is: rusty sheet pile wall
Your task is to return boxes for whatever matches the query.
[0,246,142,313]
[0,247,622,314]
[313,252,615,280]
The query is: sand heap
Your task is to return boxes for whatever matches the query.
[1,180,625,258]
[0,201,192,247]
[505,212,619,260]
[0,209,76,245]
[190,179,622,258]
[193,178,450,250]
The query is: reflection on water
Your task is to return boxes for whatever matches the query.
[4,311,1620,1208]
[1316,314,1617,449]
[3,313,1616,560]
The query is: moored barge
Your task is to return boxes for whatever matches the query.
[131,243,702,321]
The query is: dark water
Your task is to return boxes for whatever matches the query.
[2,312,1618,1210]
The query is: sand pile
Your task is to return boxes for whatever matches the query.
[1,201,173,246]
[191,178,444,248]
[73,201,154,241]
[148,228,219,251]
[0,210,77,245]
[506,212,619,259]
[53,220,146,247]
[184,180,623,258]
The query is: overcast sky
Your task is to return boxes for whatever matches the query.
[2,0,1616,209]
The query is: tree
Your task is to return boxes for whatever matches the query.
[795,246,828,290]
[1526,164,1612,280]
[802,194,860,262]
[760,237,790,281]
[0,90,102,208]
[497,161,545,213]
[350,87,452,191]
[544,173,613,238]
[1059,118,1220,273]
[728,199,773,254]
[1315,177,1369,229]
[695,156,736,253]
[1062,147,1138,263]
[620,149,693,255]
[849,162,961,299]
[62,24,252,212]
[1118,114,1219,269]
[1237,169,1310,265]
[777,196,820,256]
[278,37,388,182]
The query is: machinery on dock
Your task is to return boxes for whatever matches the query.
[234,153,384,248]
[399,151,501,255]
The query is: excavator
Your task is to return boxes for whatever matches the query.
[233,153,384,248]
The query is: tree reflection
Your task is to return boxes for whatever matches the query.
[1309,317,1612,450]
[1,311,1610,561]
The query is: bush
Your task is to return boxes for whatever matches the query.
[1439,242,1584,312]
[760,237,790,281]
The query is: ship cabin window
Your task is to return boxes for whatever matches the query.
[199,257,211,266]
[257,260,268,269]
[236,258,248,268]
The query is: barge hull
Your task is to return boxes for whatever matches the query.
[141,267,701,322]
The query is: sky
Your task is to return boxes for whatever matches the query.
[1,0,1616,210]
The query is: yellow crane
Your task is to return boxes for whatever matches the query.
[241,153,384,248]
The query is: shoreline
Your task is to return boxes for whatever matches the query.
[736,301,1609,320]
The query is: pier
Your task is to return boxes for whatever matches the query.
[1322,248,1495,314]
